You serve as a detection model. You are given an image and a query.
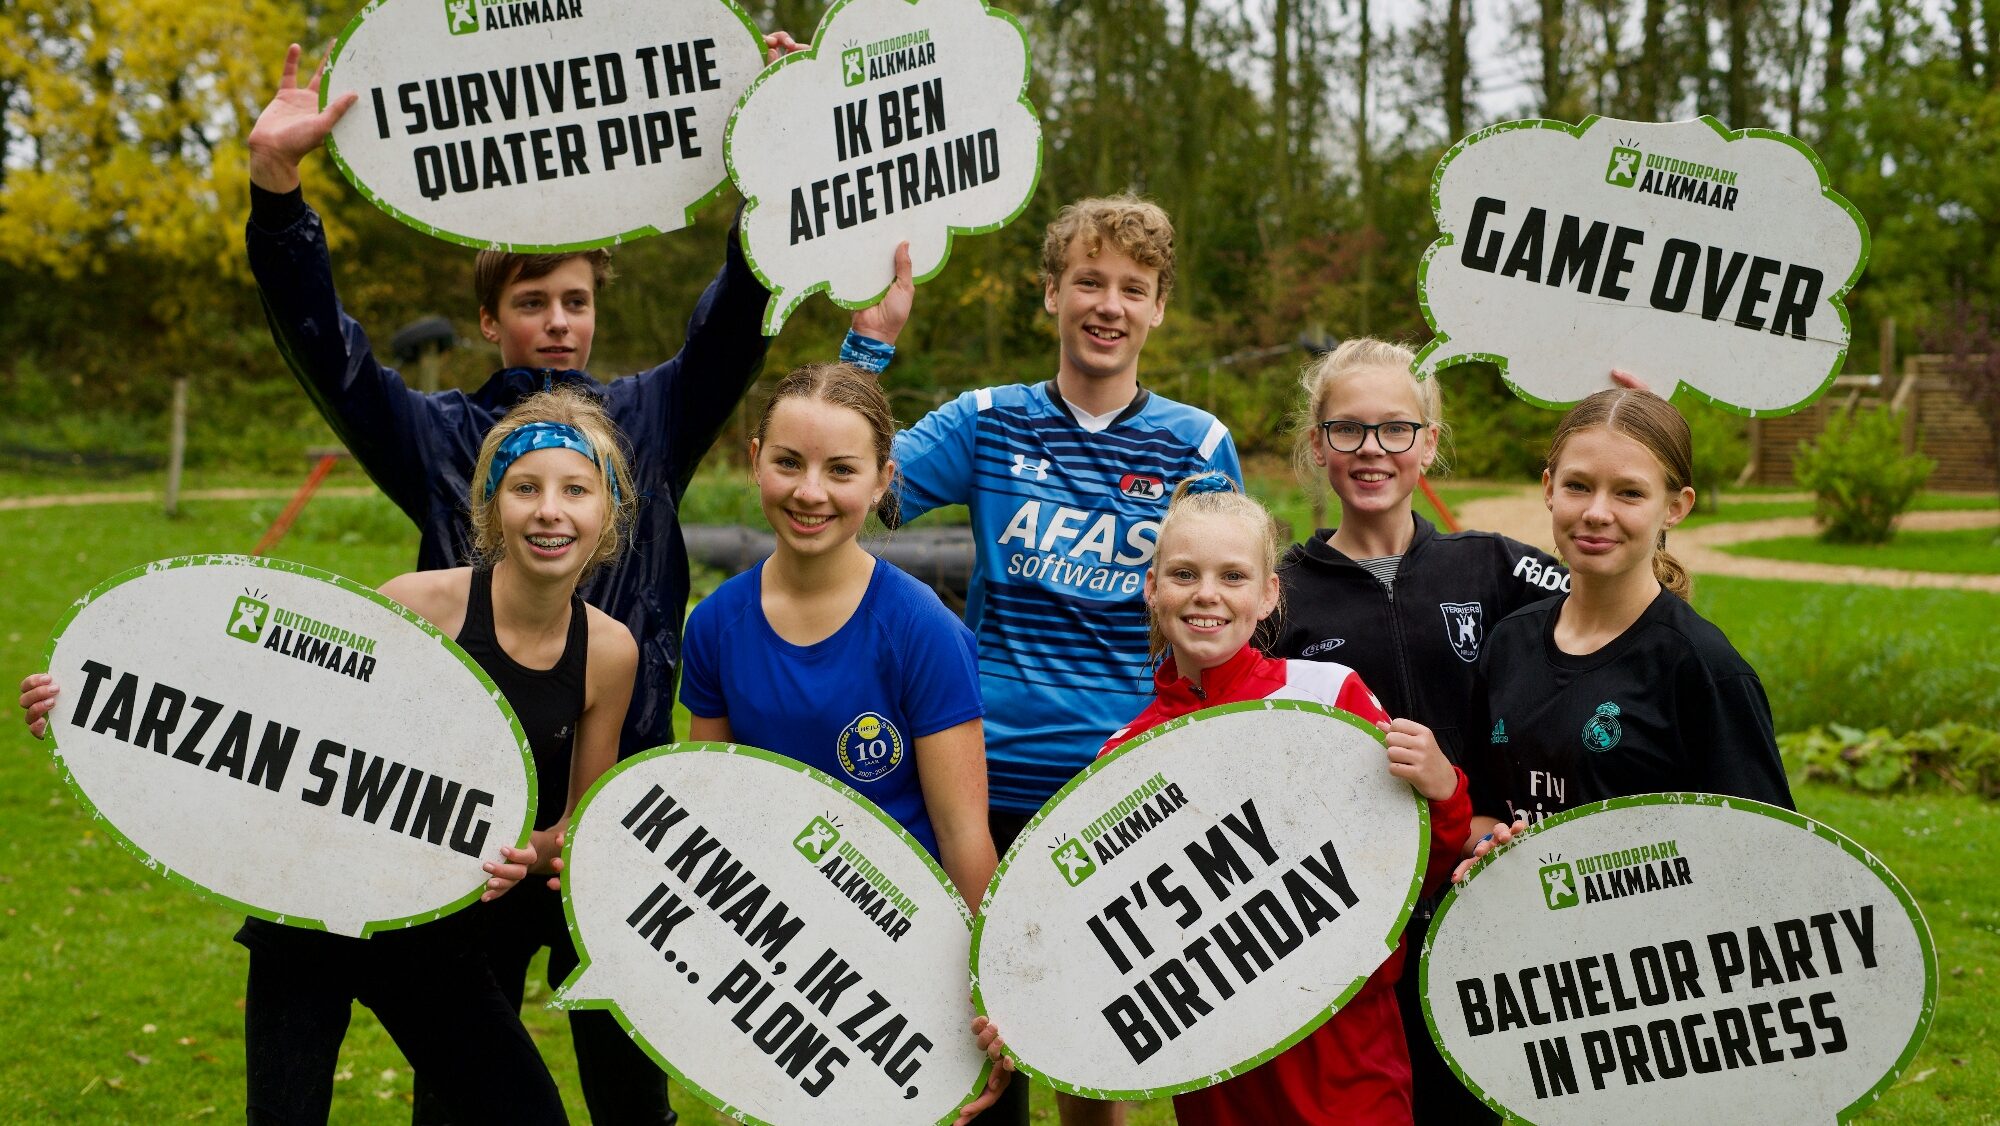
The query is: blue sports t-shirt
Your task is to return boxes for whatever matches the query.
[891,382,1241,814]
[679,558,984,856]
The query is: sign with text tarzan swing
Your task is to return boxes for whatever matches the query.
[1416,116,1870,416]
[558,745,989,1126]
[43,555,535,937]
[972,702,1429,1099]
[725,0,1042,333]
[324,0,765,250]
[1425,795,1935,1125]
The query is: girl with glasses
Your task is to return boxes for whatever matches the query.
[1257,337,1569,1124]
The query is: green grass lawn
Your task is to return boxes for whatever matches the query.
[1720,526,2000,574]
[4,483,1997,1122]
[1680,491,1997,531]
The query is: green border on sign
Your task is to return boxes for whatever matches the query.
[968,699,1432,1101]
[554,741,992,1126]
[722,0,1046,335]
[1411,114,1873,419]
[42,553,538,936]
[1421,792,1939,1125]
[321,0,764,252]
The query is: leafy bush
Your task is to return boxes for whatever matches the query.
[1780,722,2000,798]
[1793,405,1935,543]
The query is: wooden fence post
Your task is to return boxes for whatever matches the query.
[164,376,188,517]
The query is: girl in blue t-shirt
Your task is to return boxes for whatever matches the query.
[679,362,1013,1122]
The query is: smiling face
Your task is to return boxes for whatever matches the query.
[753,397,890,561]
[1044,237,1167,386]
[479,256,597,371]
[1543,426,1695,584]
[1145,510,1281,675]
[1311,365,1438,522]
[492,446,608,582]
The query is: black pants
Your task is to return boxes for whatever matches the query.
[1397,901,1497,1125]
[410,881,676,1126]
[237,916,566,1126]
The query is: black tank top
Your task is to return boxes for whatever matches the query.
[456,568,588,831]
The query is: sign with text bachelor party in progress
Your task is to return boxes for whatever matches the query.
[1425,795,1935,1125]
[1415,116,1869,415]
[973,702,1428,1098]
[44,556,535,937]
[557,745,988,1126]
[725,0,1041,333]
[324,0,764,250]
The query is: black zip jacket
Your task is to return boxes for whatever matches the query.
[246,186,771,758]
[1257,513,1569,768]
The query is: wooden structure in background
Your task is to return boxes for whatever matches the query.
[1741,355,1997,491]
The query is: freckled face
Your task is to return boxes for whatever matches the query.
[1145,512,1279,673]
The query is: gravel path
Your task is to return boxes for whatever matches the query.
[1453,488,2000,592]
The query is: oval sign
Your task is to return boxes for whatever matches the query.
[324,0,765,250]
[557,744,989,1126]
[45,555,535,937]
[971,701,1428,1099]
[1424,795,1936,1125]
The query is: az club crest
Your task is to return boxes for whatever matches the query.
[1440,602,1483,663]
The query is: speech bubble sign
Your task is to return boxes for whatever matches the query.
[557,744,989,1126]
[323,0,765,250]
[44,555,534,938]
[724,0,1042,333]
[1414,116,1869,416]
[971,701,1428,1099]
[1424,794,1936,1124]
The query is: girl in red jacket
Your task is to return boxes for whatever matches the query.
[1100,473,1472,1125]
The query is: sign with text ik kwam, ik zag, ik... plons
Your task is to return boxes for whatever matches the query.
[973,702,1429,1099]
[558,745,990,1126]
[1416,116,1869,416]
[1426,795,1935,1125]
[325,0,765,250]
[725,0,1042,333]
[45,555,536,937]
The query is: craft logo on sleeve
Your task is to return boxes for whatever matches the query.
[1582,701,1623,753]
[795,815,842,862]
[1605,143,1641,187]
[835,711,904,783]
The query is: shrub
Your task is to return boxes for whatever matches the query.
[1793,405,1935,543]
[1780,722,2000,798]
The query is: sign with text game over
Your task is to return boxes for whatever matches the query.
[972,702,1428,1099]
[1425,795,1935,1125]
[1416,116,1870,416]
[324,0,764,250]
[557,745,990,1126]
[725,0,1042,333]
[43,556,535,937]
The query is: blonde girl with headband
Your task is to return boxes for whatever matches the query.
[1093,473,1470,1125]
[18,386,640,1122]
[679,363,1012,1123]
[1462,389,1792,877]
[1257,337,1573,1123]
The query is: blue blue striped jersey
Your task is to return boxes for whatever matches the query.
[891,382,1241,813]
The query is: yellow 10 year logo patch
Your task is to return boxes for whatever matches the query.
[836,711,904,783]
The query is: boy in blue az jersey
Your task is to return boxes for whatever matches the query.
[850,196,1240,1126]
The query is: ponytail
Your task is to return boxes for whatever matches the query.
[1654,533,1691,600]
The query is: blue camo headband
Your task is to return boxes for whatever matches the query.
[483,421,623,504]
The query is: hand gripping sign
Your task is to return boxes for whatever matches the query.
[1426,795,1936,1125]
[972,702,1428,1099]
[324,0,764,250]
[1415,116,1870,416]
[724,0,1042,334]
[44,556,534,937]
[557,745,989,1126]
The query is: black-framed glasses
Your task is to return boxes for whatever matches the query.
[1318,419,1426,454]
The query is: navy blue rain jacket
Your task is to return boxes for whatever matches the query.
[246,188,770,757]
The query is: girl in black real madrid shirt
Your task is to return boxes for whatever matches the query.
[1468,389,1793,858]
